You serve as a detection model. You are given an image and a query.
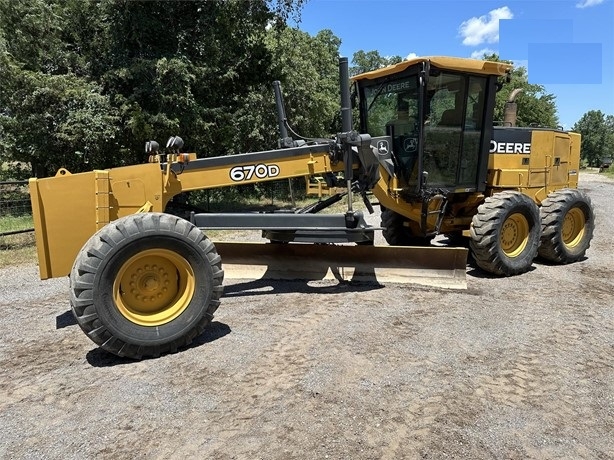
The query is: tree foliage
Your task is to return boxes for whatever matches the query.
[350,50,403,77]
[0,0,312,179]
[481,53,559,128]
[0,0,120,177]
[572,110,614,167]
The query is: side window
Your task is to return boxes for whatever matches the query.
[422,72,488,187]
[429,75,467,127]
[459,77,487,185]
[423,73,466,185]
[465,77,487,131]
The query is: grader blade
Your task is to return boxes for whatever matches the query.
[213,242,468,290]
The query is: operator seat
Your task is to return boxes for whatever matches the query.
[438,108,462,127]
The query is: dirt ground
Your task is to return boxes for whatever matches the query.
[1,172,613,460]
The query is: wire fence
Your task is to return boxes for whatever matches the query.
[0,181,35,251]
[0,181,34,235]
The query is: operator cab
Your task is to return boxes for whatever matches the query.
[355,57,506,196]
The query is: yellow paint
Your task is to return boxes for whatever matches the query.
[562,207,586,249]
[353,56,512,81]
[500,212,529,257]
[488,129,580,204]
[113,249,195,326]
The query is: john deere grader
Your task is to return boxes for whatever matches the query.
[29,57,594,359]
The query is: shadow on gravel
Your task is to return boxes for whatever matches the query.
[188,321,232,349]
[85,321,232,367]
[467,264,537,279]
[56,310,77,329]
[86,349,137,367]
[535,255,588,267]
[222,278,384,298]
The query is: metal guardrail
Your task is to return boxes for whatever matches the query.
[0,180,34,237]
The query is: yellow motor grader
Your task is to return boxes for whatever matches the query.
[29,56,594,359]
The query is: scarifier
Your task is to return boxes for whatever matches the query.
[29,56,594,358]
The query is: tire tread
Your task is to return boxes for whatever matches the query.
[69,213,224,359]
[470,191,541,276]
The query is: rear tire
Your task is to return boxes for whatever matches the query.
[538,189,594,263]
[70,213,224,359]
[470,191,541,276]
[381,207,433,246]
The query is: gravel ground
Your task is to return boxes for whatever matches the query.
[1,171,613,460]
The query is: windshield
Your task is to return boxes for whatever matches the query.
[362,75,420,182]
[363,77,419,136]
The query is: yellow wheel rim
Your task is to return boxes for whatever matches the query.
[113,249,195,326]
[562,207,586,249]
[500,212,530,257]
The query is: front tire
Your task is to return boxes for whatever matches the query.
[538,189,594,263]
[470,191,541,276]
[381,207,433,246]
[70,213,224,359]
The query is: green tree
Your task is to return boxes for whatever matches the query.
[0,0,119,178]
[350,50,403,76]
[268,28,342,138]
[0,0,309,178]
[212,26,343,156]
[572,110,614,167]
[8,73,119,177]
[90,0,277,162]
[480,53,559,128]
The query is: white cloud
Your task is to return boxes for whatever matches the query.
[470,48,496,59]
[459,6,513,46]
[405,52,418,60]
[576,0,604,8]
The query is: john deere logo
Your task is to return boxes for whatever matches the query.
[377,140,390,155]
[403,137,417,152]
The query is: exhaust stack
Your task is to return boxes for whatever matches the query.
[503,88,523,127]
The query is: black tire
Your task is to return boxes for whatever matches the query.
[69,213,224,359]
[538,189,594,264]
[381,207,433,246]
[470,191,541,276]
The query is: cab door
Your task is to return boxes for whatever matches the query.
[422,72,489,190]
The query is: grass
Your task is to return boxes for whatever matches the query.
[0,215,36,268]
[0,214,33,233]
[601,167,614,178]
[0,232,37,268]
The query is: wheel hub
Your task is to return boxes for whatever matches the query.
[500,213,529,257]
[562,207,585,248]
[113,249,195,326]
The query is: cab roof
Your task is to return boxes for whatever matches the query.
[352,56,513,81]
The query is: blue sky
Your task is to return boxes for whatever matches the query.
[293,0,614,129]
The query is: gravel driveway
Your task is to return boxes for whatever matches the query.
[1,172,613,459]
